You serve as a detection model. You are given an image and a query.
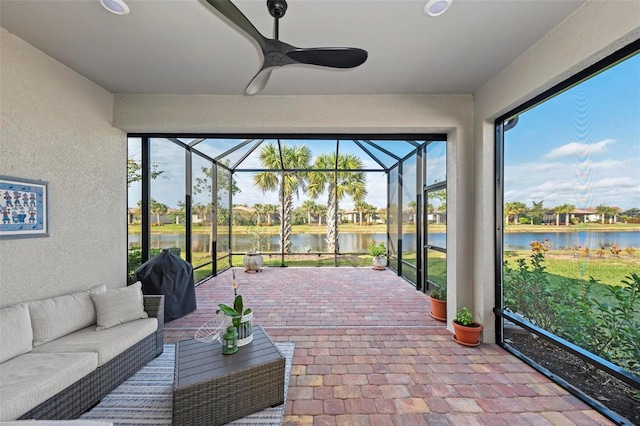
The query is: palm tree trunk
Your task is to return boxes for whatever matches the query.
[326,188,338,253]
[556,213,560,226]
[280,192,293,253]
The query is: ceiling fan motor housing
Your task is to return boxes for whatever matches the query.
[267,0,287,18]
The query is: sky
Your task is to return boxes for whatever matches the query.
[503,52,639,211]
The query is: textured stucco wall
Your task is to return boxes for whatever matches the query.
[114,93,476,332]
[473,1,640,342]
[0,29,126,307]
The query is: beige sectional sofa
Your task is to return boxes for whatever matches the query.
[0,283,164,421]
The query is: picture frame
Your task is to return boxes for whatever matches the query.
[0,176,49,239]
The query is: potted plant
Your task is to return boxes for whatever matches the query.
[368,241,387,270]
[243,225,264,273]
[428,285,447,322]
[452,306,482,346]
[217,269,253,346]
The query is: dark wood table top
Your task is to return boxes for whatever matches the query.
[175,325,284,388]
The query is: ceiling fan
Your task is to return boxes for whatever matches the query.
[204,0,368,95]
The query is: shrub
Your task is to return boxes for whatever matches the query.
[368,242,386,257]
[504,252,640,376]
[127,247,181,284]
[519,217,531,225]
[610,244,622,257]
[430,285,446,301]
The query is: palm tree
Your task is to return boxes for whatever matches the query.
[377,207,387,224]
[253,143,310,253]
[595,204,608,224]
[554,204,575,226]
[301,200,317,224]
[528,200,545,225]
[363,202,377,224]
[307,153,366,253]
[315,204,327,226]
[149,198,168,226]
[354,200,368,225]
[504,201,526,225]
[192,203,208,223]
[605,206,619,224]
[264,204,279,225]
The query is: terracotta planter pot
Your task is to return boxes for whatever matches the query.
[452,321,482,346]
[429,297,447,322]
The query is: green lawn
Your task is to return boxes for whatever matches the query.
[504,249,640,287]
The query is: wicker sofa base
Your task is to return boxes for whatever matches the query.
[17,296,164,421]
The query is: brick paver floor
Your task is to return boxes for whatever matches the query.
[164,267,614,425]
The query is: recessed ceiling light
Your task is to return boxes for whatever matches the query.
[424,0,452,17]
[100,0,130,15]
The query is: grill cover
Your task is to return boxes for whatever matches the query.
[134,249,196,322]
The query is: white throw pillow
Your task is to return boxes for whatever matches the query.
[28,284,107,347]
[0,303,33,362]
[91,282,148,331]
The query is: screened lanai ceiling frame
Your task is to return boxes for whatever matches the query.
[185,137,427,173]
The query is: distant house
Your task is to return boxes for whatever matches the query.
[427,209,446,224]
[543,207,622,225]
[127,208,139,224]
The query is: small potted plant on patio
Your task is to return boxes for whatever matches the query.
[217,269,253,346]
[369,241,387,270]
[243,225,264,273]
[428,284,447,322]
[452,306,482,346]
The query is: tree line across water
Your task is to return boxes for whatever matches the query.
[504,201,640,226]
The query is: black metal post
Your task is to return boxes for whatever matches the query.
[141,136,150,264]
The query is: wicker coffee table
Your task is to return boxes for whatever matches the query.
[172,325,285,426]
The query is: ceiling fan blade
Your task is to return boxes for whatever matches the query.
[246,67,273,95]
[286,47,368,68]
[204,0,267,50]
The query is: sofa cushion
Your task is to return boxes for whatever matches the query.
[27,285,107,347]
[0,304,33,363]
[0,352,98,421]
[31,318,157,367]
[91,282,148,331]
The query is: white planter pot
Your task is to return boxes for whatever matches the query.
[243,252,263,273]
[372,255,386,270]
[224,311,254,346]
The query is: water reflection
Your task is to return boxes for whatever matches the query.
[128,231,637,253]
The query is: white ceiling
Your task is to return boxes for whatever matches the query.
[0,0,586,96]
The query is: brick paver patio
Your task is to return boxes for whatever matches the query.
[164,267,613,425]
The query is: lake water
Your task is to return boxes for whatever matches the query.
[128,231,639,253]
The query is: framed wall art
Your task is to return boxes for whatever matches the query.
[0,176,49,239]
